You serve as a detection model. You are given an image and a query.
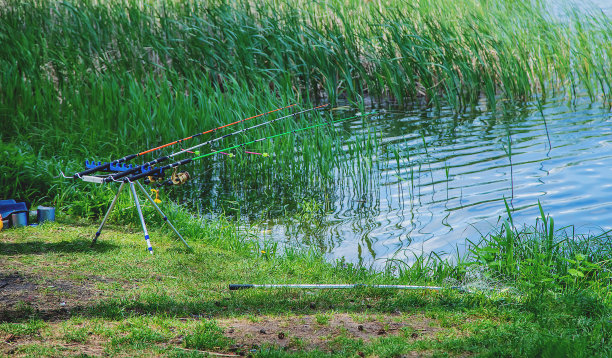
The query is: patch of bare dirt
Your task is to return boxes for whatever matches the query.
[0,269,105,322]
[219,313,437,352]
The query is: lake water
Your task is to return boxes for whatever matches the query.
[245,99,610,267]
[181,0,612,267]
[183,94,611,267]
[564,0,612,16]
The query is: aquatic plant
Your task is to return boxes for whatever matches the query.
[1,0,610,213]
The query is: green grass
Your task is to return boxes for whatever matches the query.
[184,320,233,351]
[0,207,610,356]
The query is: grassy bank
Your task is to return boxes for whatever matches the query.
[0,203,610,356]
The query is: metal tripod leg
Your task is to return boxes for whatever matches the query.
[135,181,191,250]
[92,182,125,246]
[129,182,153,254]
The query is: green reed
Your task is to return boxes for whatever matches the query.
[1,0,611,213]
[2,0,610,110]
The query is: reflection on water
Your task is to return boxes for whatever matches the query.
[168,0,612,267]
[174,93,611,267]
[217,96,611,267]
[561,0,612,17]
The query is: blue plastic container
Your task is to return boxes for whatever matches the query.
[10,211,28,227]
[37,206,56,223]
[0,202,28,219]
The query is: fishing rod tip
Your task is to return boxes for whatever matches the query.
[57,170,72,179]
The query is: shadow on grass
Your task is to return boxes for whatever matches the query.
[1,286,474,323]
[81,289,473,321]
[0,239,118,255]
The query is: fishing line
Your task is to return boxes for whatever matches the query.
[106,104,329,182]
[73,103,297,178]
[126,112,373,182]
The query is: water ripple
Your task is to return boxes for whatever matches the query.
[207,96,612,267]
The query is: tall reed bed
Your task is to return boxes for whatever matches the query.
[2,0,610,112]
[0,0,610,209]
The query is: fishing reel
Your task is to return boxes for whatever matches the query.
[144,168,190,187]
[169,169,190,185]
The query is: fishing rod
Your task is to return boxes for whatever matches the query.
[72,103,297,179]
[105,104,329,183]
[125,112,372,183]
[229,284,463,291]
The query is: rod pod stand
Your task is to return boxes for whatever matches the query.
[92,181,191,253]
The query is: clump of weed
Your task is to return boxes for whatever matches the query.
[466,200,612,294]
[184,320,233,351]
[62,327,90,343]
[0,319,46,337]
